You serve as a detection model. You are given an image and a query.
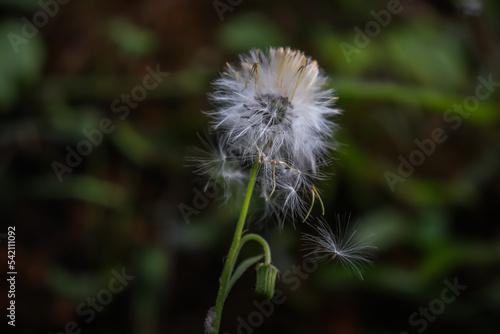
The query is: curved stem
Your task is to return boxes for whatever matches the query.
[239,233,272,264]
[211,161,259,333]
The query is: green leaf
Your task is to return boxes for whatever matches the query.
[0,20,45,112]
[111,122,156,165]
[28,175,128,209]
[226,254,264,299]
[106,18,157,57]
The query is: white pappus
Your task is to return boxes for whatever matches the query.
[193,47,340,225]
[301,215,377,280]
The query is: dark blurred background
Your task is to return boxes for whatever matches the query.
[1,0,499,333]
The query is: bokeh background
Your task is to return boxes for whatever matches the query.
[1,0,499,333]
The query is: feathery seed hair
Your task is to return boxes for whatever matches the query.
[193,47,340,225]
[301,216,376,279]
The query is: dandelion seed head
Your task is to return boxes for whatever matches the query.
[191,47,340,225]
[209,47,339,171]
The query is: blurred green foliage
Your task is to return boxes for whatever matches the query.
[1,0,499,334]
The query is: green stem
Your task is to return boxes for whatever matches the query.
[211,161,259,333]
[239,234,271,264]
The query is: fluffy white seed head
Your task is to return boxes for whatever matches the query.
[301,215,376,279]
[209,47,339,172]
[192,47,339,225]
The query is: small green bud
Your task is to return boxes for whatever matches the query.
[255,263,279,301]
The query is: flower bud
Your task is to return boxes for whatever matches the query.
[255,263,279,301]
